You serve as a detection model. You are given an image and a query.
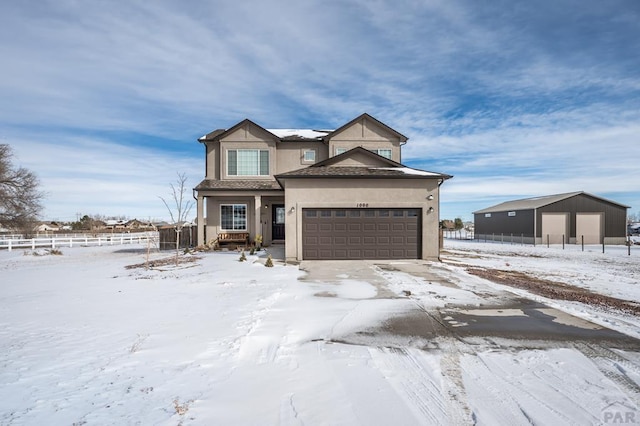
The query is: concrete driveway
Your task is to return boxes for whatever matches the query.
[298,259,640,352]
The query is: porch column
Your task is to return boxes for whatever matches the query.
[254,195,262,241]
[197,195,205,246]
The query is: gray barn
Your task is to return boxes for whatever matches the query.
[473,192,629,245]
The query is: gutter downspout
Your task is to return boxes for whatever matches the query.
[192,188,202,246]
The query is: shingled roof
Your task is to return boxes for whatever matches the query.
[276,166,448,179]
[194,179,282,191]
[197,113,407,144]
[276,147,451,181]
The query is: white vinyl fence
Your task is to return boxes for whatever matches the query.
[0,232,158,252]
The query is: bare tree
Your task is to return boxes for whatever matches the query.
[0,144,43,233]
[159,172,194,266]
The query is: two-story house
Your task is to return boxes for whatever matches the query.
[194,113,451,262]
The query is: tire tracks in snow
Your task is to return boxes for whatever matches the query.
[373,264,476,424]
[368,346,448,424]
[573,342,640,407]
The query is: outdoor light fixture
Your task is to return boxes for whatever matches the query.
[290,206,295,212]
[428,207,435,213]
[427,194,434,200]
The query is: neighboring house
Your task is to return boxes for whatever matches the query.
[105,219,128,230]
[125,219,156,230]
[473,192,629,245]
[34,222,60,233]
[194,113,452,261]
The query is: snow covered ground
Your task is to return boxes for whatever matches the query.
[442,239,640,340]
[1,243,639,425]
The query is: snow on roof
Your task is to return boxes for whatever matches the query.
[374,167,444,176]
[266,129,331,139]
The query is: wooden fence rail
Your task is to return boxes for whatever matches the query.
[0,232,158,252]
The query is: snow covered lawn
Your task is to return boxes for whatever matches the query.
[1,244,639,425]
[442,239,640,339]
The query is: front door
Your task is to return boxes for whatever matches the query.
[272,204,285,240]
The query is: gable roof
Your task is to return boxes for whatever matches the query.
[314,146,401,168]
[198,113,408,144]
[198,119,280,142]
[474,191,630,214]
[325,113,408,142]
[275,147,452,182]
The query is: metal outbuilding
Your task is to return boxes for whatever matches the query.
[473,192,629,245]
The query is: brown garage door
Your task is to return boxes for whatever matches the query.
[302,208,421,260]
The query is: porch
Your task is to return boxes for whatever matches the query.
[195,190,285,248]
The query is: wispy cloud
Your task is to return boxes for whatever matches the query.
[6,129,201,221]
[1,0,638,221]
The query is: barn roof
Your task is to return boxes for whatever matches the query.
[473,191,629,214]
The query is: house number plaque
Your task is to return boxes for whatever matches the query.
[356,203,369,208]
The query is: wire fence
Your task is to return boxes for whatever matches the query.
[445,230,639,256]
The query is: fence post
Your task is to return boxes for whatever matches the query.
[562,234,565,250]
[69,238,73,248]
[521,233,524,245]
[581,235,584,251]
[8,240,12,252]
[52,238,56,249]
[602,241,605,254]
[547,234,549,248]
[510,233,513,245]
[32,239,35,250]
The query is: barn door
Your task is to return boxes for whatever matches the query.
[576,213,603,244]
[541,213,568,244]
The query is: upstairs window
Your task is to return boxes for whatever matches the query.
[227,149,269,176]
[370,149,392,159]
[303,149,316,162]
[335,147,348,156]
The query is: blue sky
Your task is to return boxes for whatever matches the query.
[1,0,638,222]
